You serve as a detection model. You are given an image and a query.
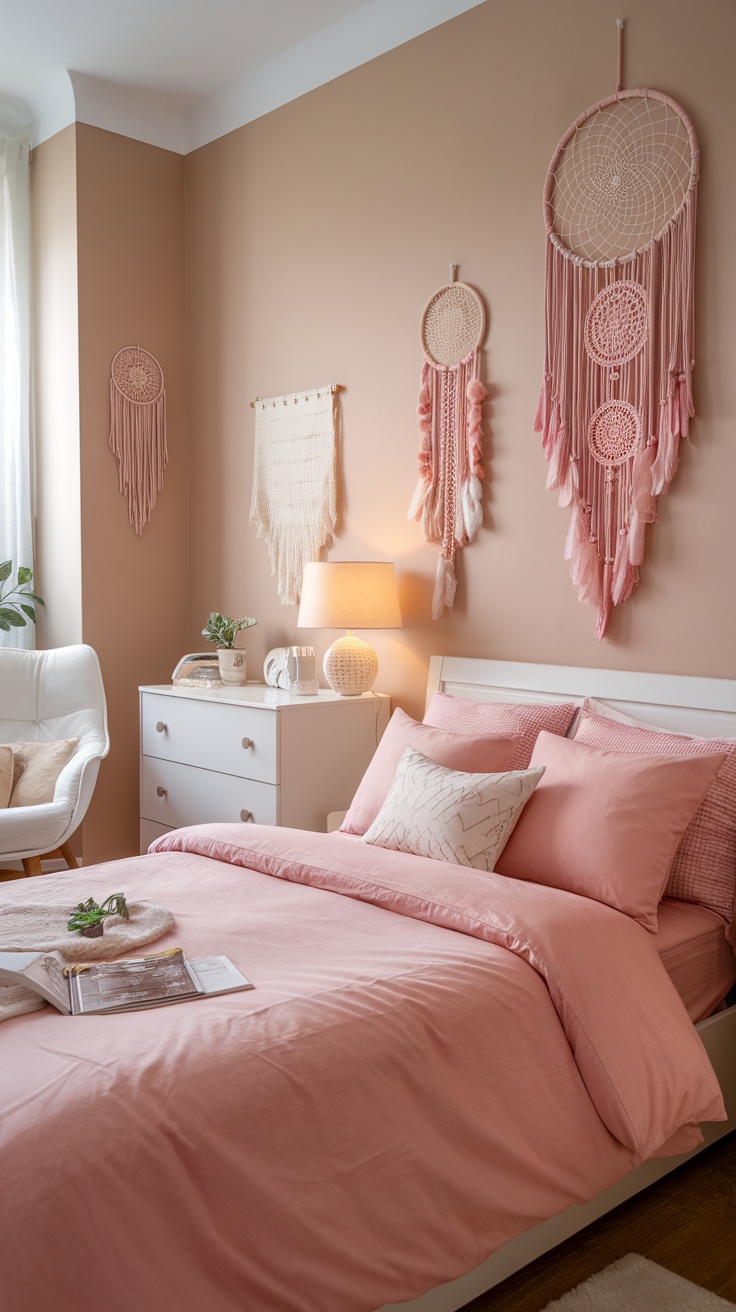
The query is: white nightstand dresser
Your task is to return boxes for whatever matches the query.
[139,684,390,853]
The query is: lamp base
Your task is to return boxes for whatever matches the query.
[323,633,378,696]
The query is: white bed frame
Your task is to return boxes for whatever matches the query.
[378,657,736,1312]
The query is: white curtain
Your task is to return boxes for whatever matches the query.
[0,137,32,649]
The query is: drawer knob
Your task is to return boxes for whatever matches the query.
[156,786,167,798]
[241,737,253,750]
[155,721,167,733]
[240,809,253,823]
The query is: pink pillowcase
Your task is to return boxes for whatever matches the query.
[340,707,521,837]
[495,731,726,931]
[424,693,578,770]
[574,709,736,937]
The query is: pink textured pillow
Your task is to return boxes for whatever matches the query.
[495,731,726,931]
[340,707,521,837]
[424,693,577,770]
[574,709,736,934]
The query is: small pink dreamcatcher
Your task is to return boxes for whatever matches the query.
[409,266,488,618]
[109,345,168,535]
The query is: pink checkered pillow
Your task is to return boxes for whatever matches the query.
[424,693,577,771]
[574,709,736,942]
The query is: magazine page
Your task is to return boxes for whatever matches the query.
[0,951,72,1014]
[188,956,254,997]
[68,947,202,1015]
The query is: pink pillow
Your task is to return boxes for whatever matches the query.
[495,731,726,931]
[574,710,736,936]
[340,707,521,837]
[424,693,577,770]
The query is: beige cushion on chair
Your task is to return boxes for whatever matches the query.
[0,747,13,809]
[9,740,79,807]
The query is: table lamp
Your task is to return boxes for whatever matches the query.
[297,561,402,695]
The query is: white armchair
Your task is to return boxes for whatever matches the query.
[0,645,109,877]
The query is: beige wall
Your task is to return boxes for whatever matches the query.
[75,124,189,861]
[186,0,736,724]
[31,125,189,862]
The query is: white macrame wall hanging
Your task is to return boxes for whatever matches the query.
[536,21,699,639]
[408,266,488,619]
[250,384,340,605]
[109,345,168,535]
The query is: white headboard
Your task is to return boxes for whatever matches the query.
[426,656,736,741]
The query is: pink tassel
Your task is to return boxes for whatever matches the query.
[416,362,432,482]
[432,556,457,619]
[629,446,657,565]
[564,504,602,609]
[465,376,488,482]
[534,378,549,435]
[612,532,639,606]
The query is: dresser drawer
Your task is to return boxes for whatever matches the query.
[140,817,173,854]
[141,692,278,783]
[141,757,278,828]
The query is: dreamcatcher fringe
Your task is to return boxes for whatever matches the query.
[109,387,168,536]
[409,358,488,619]
[536,187,697,638]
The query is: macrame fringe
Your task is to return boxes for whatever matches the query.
[109,386,168,535]
[250,387,337,605]
[538,182,697,639]
[410,357,487,617]
[432,556,457,621]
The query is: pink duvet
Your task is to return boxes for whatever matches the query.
[0,825,725,1312]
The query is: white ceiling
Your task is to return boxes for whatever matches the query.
[0,0,485,153]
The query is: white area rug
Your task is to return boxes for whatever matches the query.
[542,1254,734,1311]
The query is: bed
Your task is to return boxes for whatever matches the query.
[1,657,734,1312]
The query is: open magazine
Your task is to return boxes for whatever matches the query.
[0,947,253,1016]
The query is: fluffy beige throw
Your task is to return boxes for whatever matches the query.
[0,901,174,1021]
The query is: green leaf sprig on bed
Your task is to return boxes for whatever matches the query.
[67,894,130,938]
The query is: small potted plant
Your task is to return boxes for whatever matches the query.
[201,612,257,686]
[0,562,45,636]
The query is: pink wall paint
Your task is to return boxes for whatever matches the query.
[29,125,190,863]
[185,0,736,724]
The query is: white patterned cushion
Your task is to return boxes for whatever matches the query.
[360,747,545,871]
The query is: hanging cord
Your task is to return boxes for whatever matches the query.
[616,18,625,95]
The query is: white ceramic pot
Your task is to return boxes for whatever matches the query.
[217,648,247,686]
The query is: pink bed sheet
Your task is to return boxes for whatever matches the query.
[655,898,736,1022]
[0,825,725,1312]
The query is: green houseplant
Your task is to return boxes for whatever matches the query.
[201,612,256,686]
[0,562,45,634]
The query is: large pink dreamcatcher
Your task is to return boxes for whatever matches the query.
[109,345,168,535]
[535,27,699,639]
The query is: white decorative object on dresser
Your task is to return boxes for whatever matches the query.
[139,684,389,853]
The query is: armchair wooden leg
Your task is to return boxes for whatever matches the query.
[20,845,78,878]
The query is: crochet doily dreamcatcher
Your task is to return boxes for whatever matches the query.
[535,23,699,639]
[409,267,488,618]
[109,346,168,535]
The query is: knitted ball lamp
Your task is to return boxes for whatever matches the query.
[297,562,402,696]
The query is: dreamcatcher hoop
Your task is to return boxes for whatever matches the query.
[420,281,485,367]
[109,345,168,535]
[536,58,699,641]
[410,270,488,618]
[111,346,164,405]
[544,88,699,265]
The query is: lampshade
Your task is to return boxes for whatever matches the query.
[297,562,402,696]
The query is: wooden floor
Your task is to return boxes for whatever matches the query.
[462,1132,736,1310]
